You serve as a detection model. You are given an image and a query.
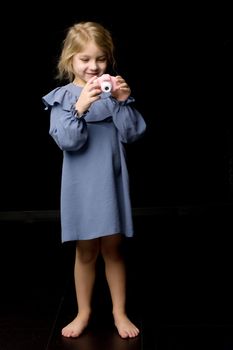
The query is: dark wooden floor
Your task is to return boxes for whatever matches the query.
[0,204,233,350]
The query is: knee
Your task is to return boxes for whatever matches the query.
[77,246,99,264]
[101,244,122,262]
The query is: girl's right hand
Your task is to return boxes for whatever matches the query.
[75,76,102,116]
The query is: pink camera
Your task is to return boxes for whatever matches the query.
[96,74,117,93]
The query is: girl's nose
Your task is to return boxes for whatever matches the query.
[89,60,98,70]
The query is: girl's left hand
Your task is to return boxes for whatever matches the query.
[111,76,131,101]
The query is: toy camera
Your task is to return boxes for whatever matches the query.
[96,74,117,93]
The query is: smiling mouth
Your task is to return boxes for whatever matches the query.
[87,72,99,76]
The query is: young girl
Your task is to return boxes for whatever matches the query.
[42,21,146,339]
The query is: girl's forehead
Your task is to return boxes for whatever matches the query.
[78,41,104,55]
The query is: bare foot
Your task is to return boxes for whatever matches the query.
[114,314,140,338]
[61,314,90,338]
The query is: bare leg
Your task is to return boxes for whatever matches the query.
[62,239,99,337]
[101,234,139,338]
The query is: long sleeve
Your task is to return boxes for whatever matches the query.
[42,87,88,151]
[104,96,146,143]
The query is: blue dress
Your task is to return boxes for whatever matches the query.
[42,83,146,242]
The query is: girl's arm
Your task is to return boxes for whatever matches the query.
[107,97,146,143]
[42,87,88,152]
[49,105,88,151]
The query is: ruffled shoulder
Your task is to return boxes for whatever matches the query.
[42,85,77,111]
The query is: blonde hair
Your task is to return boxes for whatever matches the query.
[57,22,116,82]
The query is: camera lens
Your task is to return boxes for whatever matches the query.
[101,81,112,92]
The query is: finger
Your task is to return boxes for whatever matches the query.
[90,95,101,102]
[87,75,98,84]
[93,89,101,96]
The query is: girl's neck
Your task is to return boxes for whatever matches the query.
[73,78,86,87]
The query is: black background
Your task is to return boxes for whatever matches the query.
[0,3,232,211]
[0,5,232,349]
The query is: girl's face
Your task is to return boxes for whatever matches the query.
[72,41,108,86]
